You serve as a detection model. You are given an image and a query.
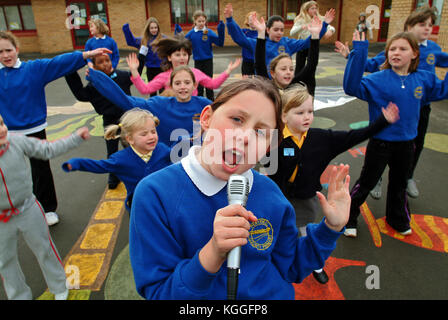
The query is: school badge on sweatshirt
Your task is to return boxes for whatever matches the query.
[414,86,423,99]
[249,218,273,251]
[426,53,435,65]
[278,45,286,54]
[202,35,208,41]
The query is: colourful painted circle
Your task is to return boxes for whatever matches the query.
[424,133,448,154]
[312,117,336,129]
[349,121,369,130]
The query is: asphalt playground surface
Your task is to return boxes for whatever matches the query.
[2,43,448,302]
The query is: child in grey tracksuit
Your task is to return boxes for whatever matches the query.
[0,114,89,300]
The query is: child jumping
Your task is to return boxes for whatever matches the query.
[0,114,89,300]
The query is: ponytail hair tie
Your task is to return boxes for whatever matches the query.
[118,123,123,127]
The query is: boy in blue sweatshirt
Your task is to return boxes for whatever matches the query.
[129,77,351,300]
[0,31,110,226]
[343,31,448,237]
[176,11,225,100]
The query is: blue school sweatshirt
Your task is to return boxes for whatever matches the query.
[87,68,211,147]
[365,40,448,73]
[226,16,328,71]
[62,142,171,210]
[241,28,258,62]
[122,23,162,68]
[184,22,225,61]
[84,35,120,69]
[0,51,86,132]
[344,40,448,141]
[129,146,342,299]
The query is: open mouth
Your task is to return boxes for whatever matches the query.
[223,149,243,169]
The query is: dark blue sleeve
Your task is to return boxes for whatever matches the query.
[343,40,370,100]
[435,50,448,68]
[226,17,255,54]
[365,51,385,73]
[87,68,154,112]
[213,21,225,47]
[110,37,120,69]
[122,23,142,48]
[423,70,448,102]
[36,51,86,85]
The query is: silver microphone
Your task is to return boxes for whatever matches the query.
[226,174,250,270]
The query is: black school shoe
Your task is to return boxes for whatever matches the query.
[313,269,329,284]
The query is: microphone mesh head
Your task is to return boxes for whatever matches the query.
[227,175,249,207]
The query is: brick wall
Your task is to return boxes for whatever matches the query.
[388,0,414,37]
[107,0,147,50]
[339,0,382,45]
[31,0,73,54]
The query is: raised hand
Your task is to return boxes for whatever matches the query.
[251,12,266,35]
[316,164,351,232]
[224,3,233,19]
[225,58,242,74]
[334,41,350,58]
[305,15,323,39]
[126,52,140,72]
[352,30,365,42]
[324,8,336,24]
[83,47,112,60]
[382,102,400,124]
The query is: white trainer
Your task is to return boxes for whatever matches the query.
[45,212,59,226]
[399,228,412,236]
[344,228,357,238]
[406,179,419,198]
[370,178,382,200]
[54,289,69,300]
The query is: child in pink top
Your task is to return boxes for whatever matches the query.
[127,36,241,96]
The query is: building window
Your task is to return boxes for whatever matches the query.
[0,3,36,31]
[170,0,219,25]
[267,0,301,22]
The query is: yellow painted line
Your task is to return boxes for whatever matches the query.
[410,216,433,249]
[360,202,382,248]
[424,215,448,253]
[38,182,127,299]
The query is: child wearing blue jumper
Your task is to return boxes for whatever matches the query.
[129,77,351,300]
[85,18,120,69]
[87,65,211,148]
[176,10,225,101]
[0,31,111,226]
[122,17,164,96]
[0,114,90,300]
[62,109,171,210]
[343,31,448,237]
[352,6,448,199]
[223,3,331,77]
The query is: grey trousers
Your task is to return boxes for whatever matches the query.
[0,196,67,299]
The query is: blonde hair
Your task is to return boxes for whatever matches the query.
[88,18,110,36]
[294,1,323,24]
[104,108,159,146]
[142,17,162,47]
[193,10,207,21]
[244,11,257,27]
[281,83,311,114]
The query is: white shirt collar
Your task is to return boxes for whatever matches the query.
[0,58,21,69]
[95,35,106,40]
[194,26,207,32]
[419,40,428,47]
[181,145,253,196]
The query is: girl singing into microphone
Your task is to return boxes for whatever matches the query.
[129,77,351,300]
